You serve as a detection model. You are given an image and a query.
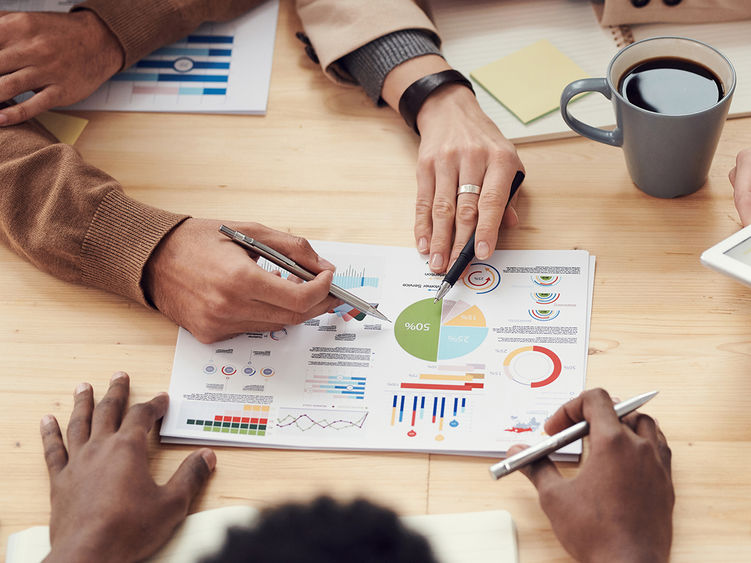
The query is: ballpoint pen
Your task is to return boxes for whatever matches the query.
[219,225,391,323]
[434,170,525,303]
[488,390,659,480]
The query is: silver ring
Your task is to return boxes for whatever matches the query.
[457,183,482,196]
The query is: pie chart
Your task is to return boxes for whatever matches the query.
[394,298,489,361]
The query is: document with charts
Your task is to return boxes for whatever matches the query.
[3,0,278,114]
[161,242,594,459]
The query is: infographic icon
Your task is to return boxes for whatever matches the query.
[462,262,501,293]
[503,346,562,388]
[394,299,488,361]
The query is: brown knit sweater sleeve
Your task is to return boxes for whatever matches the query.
[73,0,266,70]
[0,116,187,306]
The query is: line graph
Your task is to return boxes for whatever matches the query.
[275,408,368,432]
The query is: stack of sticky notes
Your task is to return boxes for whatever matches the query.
[470,39,590,124]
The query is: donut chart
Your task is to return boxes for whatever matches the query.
[503,346,562,388]
[462,262,501,293]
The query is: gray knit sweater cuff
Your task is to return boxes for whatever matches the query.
[339,29,442,105]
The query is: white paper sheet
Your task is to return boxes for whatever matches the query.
[161,242,594,459]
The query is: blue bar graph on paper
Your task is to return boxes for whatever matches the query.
[112,73,229,83]
[420,396,425,419]
[392,395,398,408]
[187,35,234,44]
[453,397,458,417]
[440,397,446,418]
[159,74,228,82]
[153,47,232,57]
[432,397,437,420]
[137,60,230,70]
[399,395,405,423]
[461,397,466,413]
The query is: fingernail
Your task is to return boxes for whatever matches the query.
[430,253,443,270]
[418,238,429,254]
[41,414,55,428]
[201,449,217,471]
[476,241,490,259]
[318,257,335,271]
[75,382,90,395]
[111,371,127,382]
[612,396,621,404]
[0,114,7,126]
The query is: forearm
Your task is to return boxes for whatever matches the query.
[73,0,265,69]
[0,114,186,305]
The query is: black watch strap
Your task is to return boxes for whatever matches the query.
[398,69,475,135]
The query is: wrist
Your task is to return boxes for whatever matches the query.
[415,83,478,133]
[398,70,475,134]
[73,9,124,74]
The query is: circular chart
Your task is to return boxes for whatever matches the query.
[462,262,501,293]
[394,298,489,361]
[503,346,562,388]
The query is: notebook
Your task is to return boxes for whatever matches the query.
[6,506,518,563]
[430,0,751,143]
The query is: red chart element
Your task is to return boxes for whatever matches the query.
[503,346,562,388]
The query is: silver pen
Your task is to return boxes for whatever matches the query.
[219,225,391,323]
[489,390,658,480]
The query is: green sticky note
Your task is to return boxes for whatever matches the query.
[470,39,590,124]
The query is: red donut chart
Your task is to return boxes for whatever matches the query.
[503,346,562,388]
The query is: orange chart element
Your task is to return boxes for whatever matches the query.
[503,346,562,388]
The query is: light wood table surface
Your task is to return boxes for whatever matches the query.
[2,1,751,560]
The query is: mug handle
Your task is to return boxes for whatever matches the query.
[560,78,623,147]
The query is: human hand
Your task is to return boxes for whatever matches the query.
[729,147,751,226]
[415,85,524,273]
[506,389,673,563]
[0,10,123,126]
[41,372,216,563]
[144,218,341,343]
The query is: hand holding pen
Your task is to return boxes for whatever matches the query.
[434,170,525,302]
[502,389,674,563]
[144,218,341,343]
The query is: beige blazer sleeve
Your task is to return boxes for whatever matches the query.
[596,0,751,26]
[74,0,266,69]
[296,0,439,83]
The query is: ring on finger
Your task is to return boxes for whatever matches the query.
[457,183,481,196]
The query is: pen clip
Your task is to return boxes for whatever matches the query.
[249,238,297,268]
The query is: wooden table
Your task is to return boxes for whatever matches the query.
[2,2,751,560]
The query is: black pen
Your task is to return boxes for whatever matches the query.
[219,225,391,323]
[433,170,525,303]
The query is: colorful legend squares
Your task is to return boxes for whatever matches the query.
[186,404,270,436]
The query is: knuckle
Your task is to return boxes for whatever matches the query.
[479,190,507,210]
[432,199,456,221]
[455,201,479,224]
[43,441,66,463]
[13,103,29,123]
[437,146,460,162]
[585,388,611,403]
[414,198,433,217]
[8,12,34,32]
[290,235,312,256]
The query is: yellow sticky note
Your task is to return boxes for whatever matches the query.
[35,111,89,145]
[470,39,590,124]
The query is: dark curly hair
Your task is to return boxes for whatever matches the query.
[202,496,438,563]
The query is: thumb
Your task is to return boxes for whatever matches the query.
[507,444,563,492]
[164,449,216,512]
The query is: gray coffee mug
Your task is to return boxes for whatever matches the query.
[560,36,736,198]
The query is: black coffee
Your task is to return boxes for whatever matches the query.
[618,57,723,115]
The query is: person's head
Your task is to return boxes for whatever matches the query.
[203,496,438,563]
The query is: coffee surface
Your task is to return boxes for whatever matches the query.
[618,57,723,115]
